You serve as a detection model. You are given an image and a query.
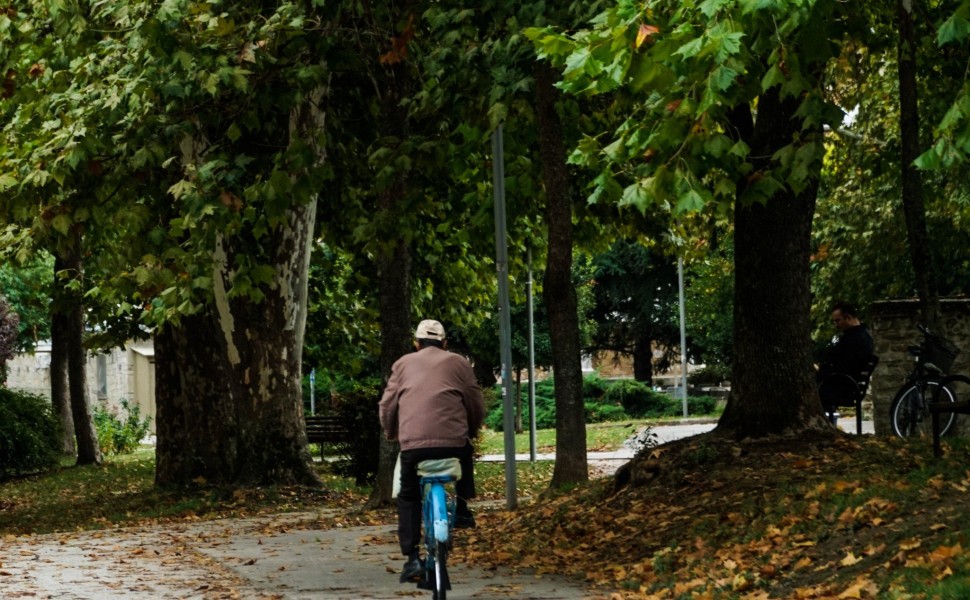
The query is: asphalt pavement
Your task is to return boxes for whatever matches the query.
[479,416,875,464]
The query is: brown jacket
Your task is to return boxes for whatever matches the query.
[379,346,485,451]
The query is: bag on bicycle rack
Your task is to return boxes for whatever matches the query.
[416,458,462,480]
[921,333,960,374]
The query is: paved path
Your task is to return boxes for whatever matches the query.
[480,417,874,464]
[0,512,598,600]
[0,419,874,599]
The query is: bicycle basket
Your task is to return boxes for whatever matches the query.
[920,332,961,374]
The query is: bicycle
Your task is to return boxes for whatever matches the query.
[415,458,460,600]
[889,324,961,438]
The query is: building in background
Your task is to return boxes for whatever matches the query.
[5,340,156,432]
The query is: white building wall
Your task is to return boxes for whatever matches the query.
[5,343,52,398]
[6,342,155,431]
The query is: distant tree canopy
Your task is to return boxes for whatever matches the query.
[586,240,680,382]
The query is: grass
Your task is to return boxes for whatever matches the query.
[0,449,353,535]
[0,442,559,535]
[476,418,695,455]
[6,423,970,599]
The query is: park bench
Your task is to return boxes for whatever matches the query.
[304,415,352,457]
[931,399,970,458]
[818,355,879,435]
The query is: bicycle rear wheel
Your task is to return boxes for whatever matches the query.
[890,381,956,438]
[432,540,448,600]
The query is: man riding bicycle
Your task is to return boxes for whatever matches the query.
[379,319,485,583]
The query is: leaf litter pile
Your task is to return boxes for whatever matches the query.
[462,432,970,599]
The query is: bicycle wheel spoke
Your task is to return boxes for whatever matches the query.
[891,381,957,438]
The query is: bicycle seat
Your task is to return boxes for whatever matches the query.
[907,345,922,356]
[417,458,462,480]
[923,362,944,376]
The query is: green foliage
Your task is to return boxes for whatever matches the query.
[687,395,720,415]
[486,379,557,431]
[0,388,61,479]
[920,3,970,171]
[1,0,334,333]
[0,296,19,384]
[582,374,612,400]
[602,380,672,418]
[0,254,51,352]
[94,400,152,456]
[586,240,681,374]
[584,401,628,423]
[528,0,843,215]
[304,245,380,378]
[688,365,731,386]
[811,6,970,334]
[486,376,719,431]
[685,240,734,369]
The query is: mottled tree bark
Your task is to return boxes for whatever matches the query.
[154,89,325,487]
[154,198,319,487]
[535,62,587,486]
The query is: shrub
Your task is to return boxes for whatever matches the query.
[603,380,670,418]
[0,389,61,479]
[485,376,723,429]
[582,374,611,401]
[487,375,648,431]
[585,401,628,423]
[688,395,720,415]
[95,399,152,456]
[485,389,557,431]
[688,364,731,386]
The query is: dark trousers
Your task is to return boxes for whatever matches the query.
[817,368,857,414]
[397,443,475,557]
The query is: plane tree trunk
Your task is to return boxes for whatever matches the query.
[154,199,319,487]
[154,89,325,487]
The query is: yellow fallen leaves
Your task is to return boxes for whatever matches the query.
[898,538,921,551]
[929,542,962,562]
[837,576,879,598]
[840,552,862,567]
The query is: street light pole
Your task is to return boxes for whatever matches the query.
[491,125,517,509]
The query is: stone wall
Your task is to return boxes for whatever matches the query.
[868,298,970,436]
[5,343,150,426]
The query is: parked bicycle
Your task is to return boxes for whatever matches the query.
[415,458,460,600]
[890,324,961,438]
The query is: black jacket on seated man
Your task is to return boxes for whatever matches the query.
[823,324,875,378]
[818,303,875,413]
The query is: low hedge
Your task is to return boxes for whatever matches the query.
[485,376,721,432]
[0,389,61,480]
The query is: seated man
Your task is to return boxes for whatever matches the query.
[817,302,875,421]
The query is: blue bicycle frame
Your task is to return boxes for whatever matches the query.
[416,458,460,599]
[423,475,453,545]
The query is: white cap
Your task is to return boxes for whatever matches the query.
[414,319,446,341]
